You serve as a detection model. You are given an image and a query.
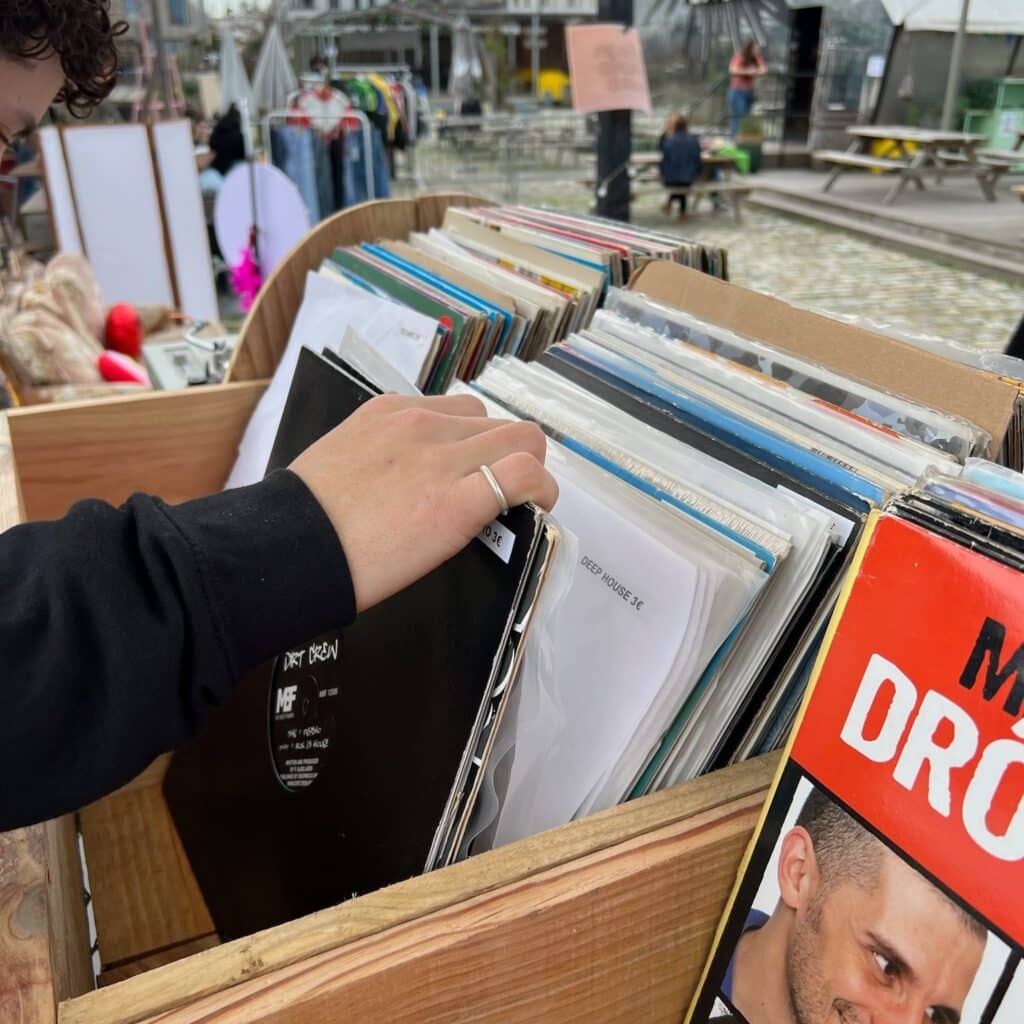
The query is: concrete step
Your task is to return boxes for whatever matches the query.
[748,188,1024,281]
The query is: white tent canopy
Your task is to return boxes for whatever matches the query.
[218,26,256,115]
[252,23,298,113]
[880,0,1024,34]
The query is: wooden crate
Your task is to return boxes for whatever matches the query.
[0,194,771,1022]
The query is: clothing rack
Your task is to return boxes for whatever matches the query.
[261,107,376,203]
[331,65,424,186]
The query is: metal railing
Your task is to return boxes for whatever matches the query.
[406,110,596,200]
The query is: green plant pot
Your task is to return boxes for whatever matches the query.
[736,137,763,174]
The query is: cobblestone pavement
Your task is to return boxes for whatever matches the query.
[628,202,1024,354]
[453,180,1024,353]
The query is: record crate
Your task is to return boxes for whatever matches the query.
[0,193,772,1023]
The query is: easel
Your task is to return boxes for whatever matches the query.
[132,3,186,122]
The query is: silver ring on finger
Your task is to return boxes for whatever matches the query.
[479,464,510,516]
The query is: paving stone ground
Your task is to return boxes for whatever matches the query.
[440,177,1024,353]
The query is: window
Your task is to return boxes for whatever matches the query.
[167,0,190,27]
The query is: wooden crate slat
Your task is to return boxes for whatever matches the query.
[60,755,776,1024]
[136,791,763,1023]
[97,936,219,989]
[79,785,214,969]
[44,816,94,1003]
[0,417,25,532]
[6,382,265,522]
[0,825,57,1024]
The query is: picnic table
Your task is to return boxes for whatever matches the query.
[582,149,749,222]
[815,126,1007,204]
[628,150,737,178]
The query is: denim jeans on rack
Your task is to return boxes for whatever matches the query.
[273,124,320,222]
[370,127,390,199]
[313,134,336,218]
[344,129,369,207]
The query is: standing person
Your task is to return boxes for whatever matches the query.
[0,0,559,831]
[658,114,703,218]
[728,40,767,137]
[208,102,246,180]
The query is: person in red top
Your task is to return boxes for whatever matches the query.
[727,40,767,137]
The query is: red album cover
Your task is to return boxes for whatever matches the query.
[688,511,1024,1024]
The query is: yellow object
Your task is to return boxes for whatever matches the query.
[520,69,571,105]
[870,138,918,172]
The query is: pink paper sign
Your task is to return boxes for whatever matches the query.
[566,23,653,115]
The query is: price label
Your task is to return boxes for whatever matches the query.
[477,519,515,564]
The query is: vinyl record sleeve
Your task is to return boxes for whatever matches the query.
[165,349,551,939]
[687,511,1024,1024]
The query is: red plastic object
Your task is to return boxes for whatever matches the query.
[105,303,144,359]
[98,350,150,386]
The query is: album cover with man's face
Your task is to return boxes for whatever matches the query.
[689,512,1024,1024]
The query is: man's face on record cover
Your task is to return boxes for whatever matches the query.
[784,843,984,1024]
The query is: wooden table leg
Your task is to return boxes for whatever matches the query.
[884,149,927,204]
[963,144,997,201]
[822,138,862,192]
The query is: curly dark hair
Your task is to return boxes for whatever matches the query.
[1,0,128,118]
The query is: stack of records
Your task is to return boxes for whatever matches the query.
[689,470,1024,1024]
[227,206,726,489]
[465,268,1019,846]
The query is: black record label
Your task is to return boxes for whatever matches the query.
[269,632,343,792]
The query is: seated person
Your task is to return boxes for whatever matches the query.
[658,114,703,217]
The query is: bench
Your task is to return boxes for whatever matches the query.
[580,178,752,223]
[813,150,913,198]
[663,181,752,223]
[813,150,909,173]
[927,148,1023,187]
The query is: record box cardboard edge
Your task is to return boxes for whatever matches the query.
[629,260,1019,462]
[225,192,495,384]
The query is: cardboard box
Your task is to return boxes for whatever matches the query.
[630,260,1020,462]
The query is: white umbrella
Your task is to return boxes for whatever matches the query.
[252,22,298,113]
[218,25,256,116]
[879,0,1024,33]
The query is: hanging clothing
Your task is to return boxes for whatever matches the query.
[344,126,370,207]
[368,74,402,143]
[329,136,350,212]
[272,124,320,222]
[370,126,390,199]
[288,85,350,138]
[312,133,335,219]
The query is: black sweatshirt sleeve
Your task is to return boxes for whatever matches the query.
[0,469,356,831]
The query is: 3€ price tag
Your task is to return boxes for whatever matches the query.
[477,519,515,564]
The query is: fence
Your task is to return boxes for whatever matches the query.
[401,110,596,201]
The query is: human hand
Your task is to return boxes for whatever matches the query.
[290,393,558,613]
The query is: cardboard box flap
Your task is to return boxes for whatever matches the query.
[629,261,1018,460]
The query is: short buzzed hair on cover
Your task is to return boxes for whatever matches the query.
[795,787,987,942]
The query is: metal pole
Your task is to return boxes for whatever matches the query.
[430,24,441,95]
[596,0,632,221]
[941,0,971,131]
[150,0,174,119]
[531,2,541,99]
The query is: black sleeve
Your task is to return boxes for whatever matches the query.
[0,469,356,831]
